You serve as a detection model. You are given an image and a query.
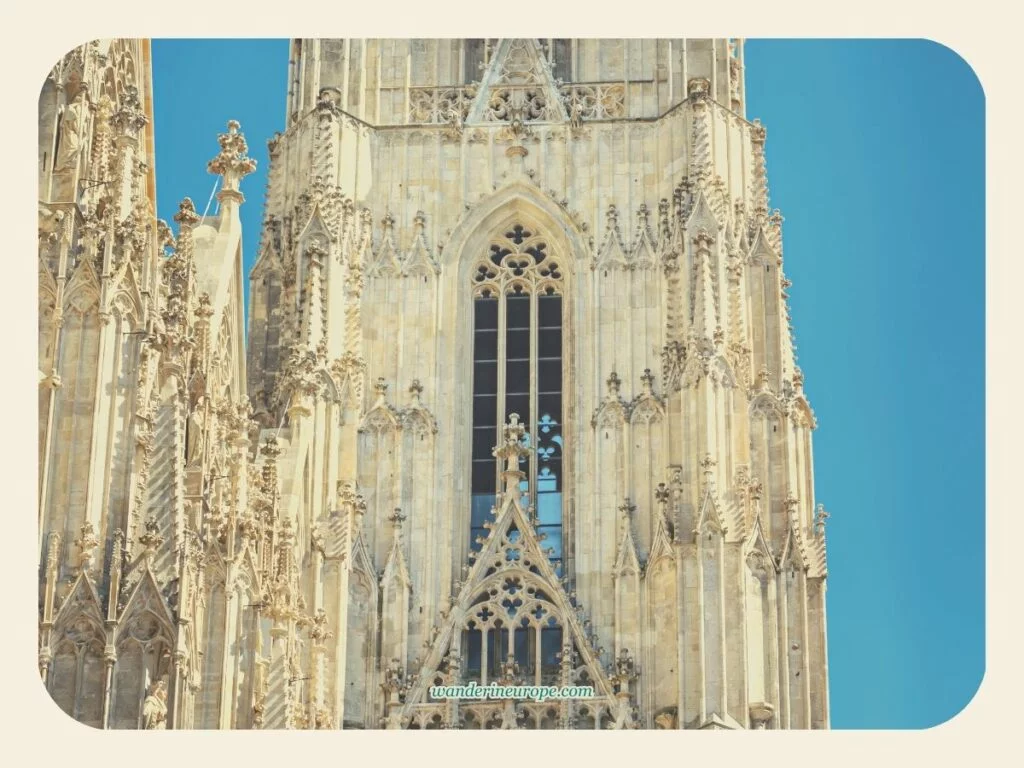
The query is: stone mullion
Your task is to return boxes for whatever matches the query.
[674,538,686,728]
[695,532,707,725]
[217,578,237,728]
[82,308,115,558]
[528,287,538,508]
[331,561,351,727]
[495,286,507,492]
[97,316,126,551]
[775,569,790,729]
[716,530,728,719]
[737,545,751,728]
[58,312,89,567]
[799,570,812,728]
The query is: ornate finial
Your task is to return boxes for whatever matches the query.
[409,379,423,404]
[700,453,717,484]
[749,475,764,501]
[383,656,407,703]
[606,204,619,229]
[640,368,654,395]
[138,516,164,555]
[499,652,521,685]
[693,228,715,249]
[493,413,531,492]
[173,197,200,228]
[751,119,767,144]
[388,508,406,531]
[309,608,333,643]
[261,435,281,460]
[112,84,147,139]
[655,483,670,506]
[636,203,650,228]
[374,377,388,397]
[606,370,621,396]
[207,120,257,203]
[73,522,99,574]
[785,493,800,518]
[814,503,830,536]
[618,497,636,521]
[793,366,805,391]
[757,365,771,390]
[611,648,638,691]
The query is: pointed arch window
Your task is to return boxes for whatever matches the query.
[469,223,563,567]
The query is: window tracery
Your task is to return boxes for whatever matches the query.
[470,224,564,567]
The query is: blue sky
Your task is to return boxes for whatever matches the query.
[150,39,985,729]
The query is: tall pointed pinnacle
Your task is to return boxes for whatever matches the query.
[691,229,718,343]
[700,452,718,490]
[207,120,257,213]
[614,497,641,574]
[493,413,531,497]
[382,508,411,587]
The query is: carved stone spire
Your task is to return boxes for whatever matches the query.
[493,413,531,495]
[207,120,257,208]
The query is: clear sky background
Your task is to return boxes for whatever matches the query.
[150,38,985,730]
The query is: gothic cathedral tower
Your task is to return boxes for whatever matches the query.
[246,38,829,730]
[39,38,830,730]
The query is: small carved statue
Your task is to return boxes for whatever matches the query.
[56,86,89,172]
[499,651,520,684]
[186,396,207,465]
[142,680,168,729]
[444,104,464,140]
[569,101,584,130]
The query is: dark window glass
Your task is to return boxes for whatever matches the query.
[538,359,561,390]
[473,428,499,461]
[514,627,531,669]
[475,295,498,328]
[474,360,497,392]
[538,294,562,327]
[506,329,530,360]
[472,461,496,493]
[540,627,563,678]
[473,394,498,425]
[505,360,530,392]
[538,331,562,359]
[474,329,499,360]
[506,295,530,329]
[549,39,572,81]
[466,629,482,676]
[465,39,487,83]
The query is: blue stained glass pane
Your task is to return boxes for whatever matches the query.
[537,492,561,523]
[538,525,562,560]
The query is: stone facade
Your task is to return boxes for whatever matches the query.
[38,38,830,730]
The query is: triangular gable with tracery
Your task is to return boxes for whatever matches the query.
[397,414,630,728]
[466,39,568,125]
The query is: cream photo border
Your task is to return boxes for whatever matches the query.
[5,1,1013,763]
